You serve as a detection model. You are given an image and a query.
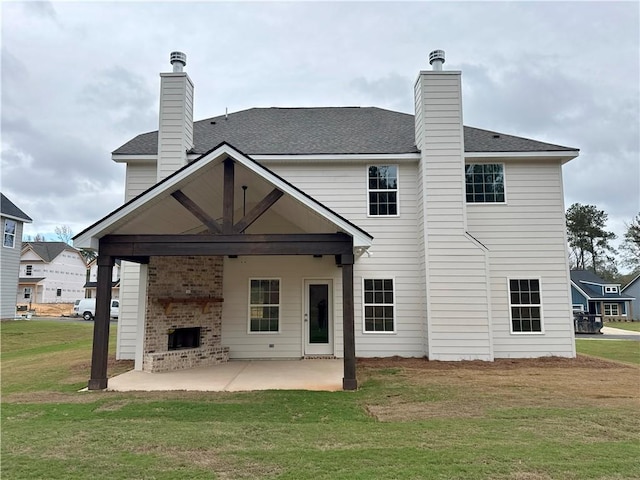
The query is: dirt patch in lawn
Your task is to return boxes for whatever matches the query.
[360,355,640,421]
[16,303,74,317]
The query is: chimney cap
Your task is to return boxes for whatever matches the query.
[429,50,445,71]
[170,51,187,72]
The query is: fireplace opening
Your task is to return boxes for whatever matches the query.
[168,327,201,350]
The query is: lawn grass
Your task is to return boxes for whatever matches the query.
[576,338,640,364]
[605,321,640,332]
[2,320,639,479]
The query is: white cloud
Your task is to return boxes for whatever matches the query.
[1,1,638,265]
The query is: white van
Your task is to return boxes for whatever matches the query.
[73,298,119,321]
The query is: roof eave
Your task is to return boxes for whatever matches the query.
[465,150,579,164]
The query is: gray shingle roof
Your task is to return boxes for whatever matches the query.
[23,242,79,263]
[1,193,32,222]
[113,107,577,156]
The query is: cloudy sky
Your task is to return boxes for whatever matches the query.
[2,1,638,259]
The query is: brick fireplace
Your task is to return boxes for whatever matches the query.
[143,256,229,373]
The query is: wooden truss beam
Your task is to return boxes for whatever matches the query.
[233,188,284,234]
[171,190,222,234]
[99,233,354,258]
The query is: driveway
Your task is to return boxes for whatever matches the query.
[575,325,640,342]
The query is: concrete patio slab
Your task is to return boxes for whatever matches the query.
[107,359,343,392]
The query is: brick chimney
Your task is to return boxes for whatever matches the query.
[157,51,194,181]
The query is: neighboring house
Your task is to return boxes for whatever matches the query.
[84,258,121,299]
[570,270,635,320]
[18,242,87,304]
[75,50,580,390]
[1,193,32,319]
[621,273,640,320]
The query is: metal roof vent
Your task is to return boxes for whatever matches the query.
[170,51,187,72]
[429,50,445,71]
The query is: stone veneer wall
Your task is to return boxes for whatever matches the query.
[143,256,228,373]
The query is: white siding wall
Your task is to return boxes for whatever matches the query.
[117,163,157,360]
[125,162,157,197]
[266,160,425,357]
[222,255,343,359]
[117,261,141,360]
[415,71,493,361]
[467,160,575,358]
[1,219,23,318]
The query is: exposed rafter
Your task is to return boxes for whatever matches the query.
[171,190,222,234]
[234,188,284,234]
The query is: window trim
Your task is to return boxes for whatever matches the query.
[362,277,397,334]
[572,304,585,312]
[3,219,17,248]
[366,164,400,217]
[465,162,507,204]
[604,286,619,294]
[603,303,621,316]
[507,277,544,335]
[23,287,32,300]
[247,278,281,334]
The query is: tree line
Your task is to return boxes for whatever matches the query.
[566,203,639,283]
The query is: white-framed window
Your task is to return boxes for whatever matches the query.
[604,303,620,316]
[248,278,280,333]
[363,278,395,333]
[572,304,585,312]
[604,286,618,294]
[465,163,505,203]
[3,219,17,248]
[56,288,62,297]
[367,165,398,216]
[24,287,32,300]
[508,278,543,333]
[26,265,33,276]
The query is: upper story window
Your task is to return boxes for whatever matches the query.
[465,164,505,203]
[3,219,16,248]
[604,286,618,294]
[368,165,398,216]
[26,265,33,276]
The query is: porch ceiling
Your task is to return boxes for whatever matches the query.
[115,160,336,236]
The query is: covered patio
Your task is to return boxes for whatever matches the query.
[74,143,372,392]
[107,359,343,392]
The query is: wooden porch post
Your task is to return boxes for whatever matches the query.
[340,254,357,390]
[88,254,114,390]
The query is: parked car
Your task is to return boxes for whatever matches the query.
[73,298,119,321]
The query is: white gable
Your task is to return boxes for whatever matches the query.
[74,143,373,251]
